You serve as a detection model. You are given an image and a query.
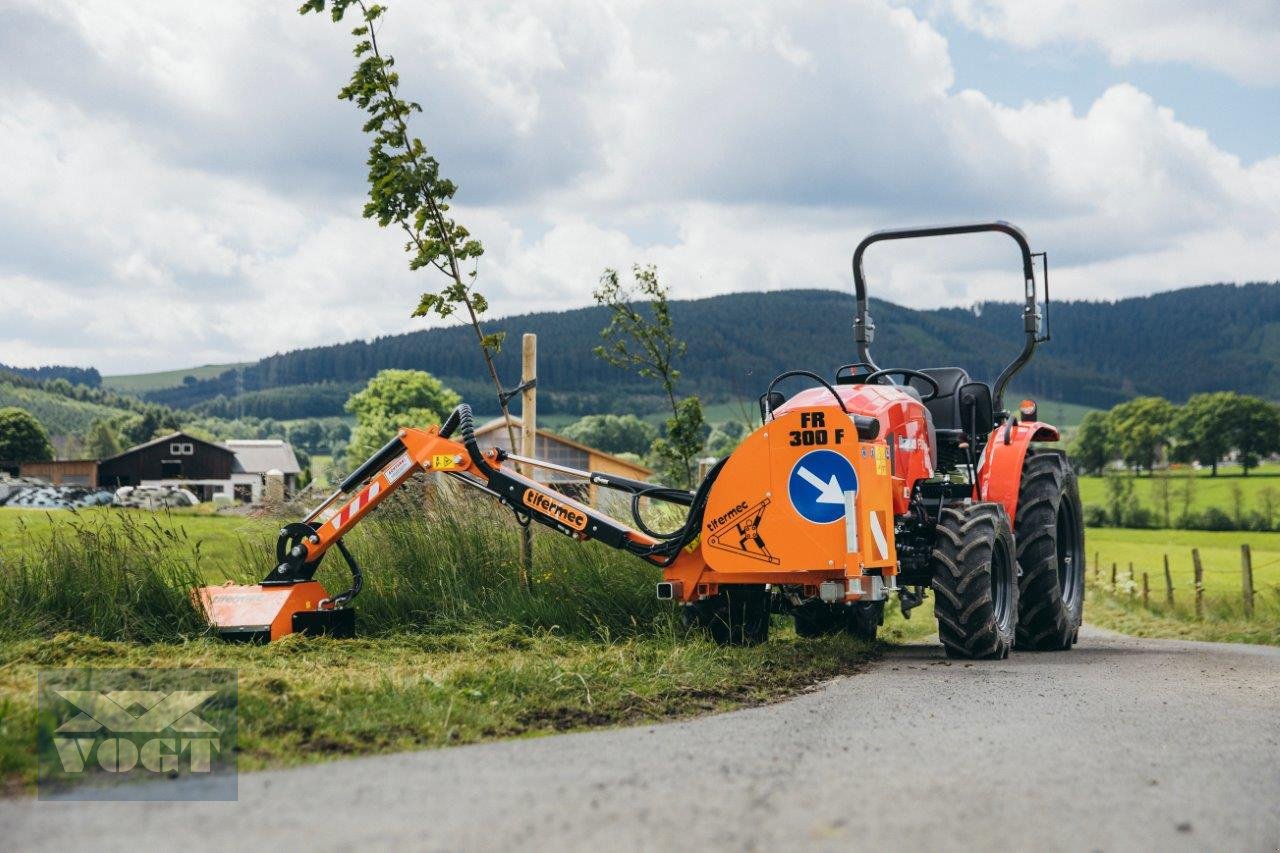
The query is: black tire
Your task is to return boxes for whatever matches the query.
[931,502,1018,660]
[794,600,883,640]
[1014,450,1085,650]
[846,601,883,642]
[686,585,770,645]
[793,601,842,638]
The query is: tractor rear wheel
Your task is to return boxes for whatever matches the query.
[931,502,1018,660]
[685,585,770,645]
[1014,449,1085,650]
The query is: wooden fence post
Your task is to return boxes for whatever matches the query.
[1242,544,1254,618]
[1142,572,1149,607]
[1192,548,1204,619]
[1163,554,1174,605]
[518,333,537,587]
[1128,562,1136,598]
[1110,562,1117,590]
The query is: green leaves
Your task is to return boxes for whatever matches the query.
[479,332,506,354]
[302,0,519,432]
[301,0,486,319]
[592,265,701,486]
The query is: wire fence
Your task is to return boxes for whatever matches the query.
[1087,545,1280,621]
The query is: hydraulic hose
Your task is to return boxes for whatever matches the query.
[443,403,497,479]
[438,405,464,440]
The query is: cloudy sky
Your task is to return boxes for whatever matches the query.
[2,0,1278,374]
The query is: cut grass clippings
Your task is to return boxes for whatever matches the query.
[0,626,883,796]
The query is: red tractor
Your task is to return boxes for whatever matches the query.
[200,221,1083,661]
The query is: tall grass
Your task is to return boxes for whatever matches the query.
[0,481,676,643]
[262,481,675,640]
[0,512,209,642]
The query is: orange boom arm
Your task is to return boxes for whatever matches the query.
[259,405,678,594]
[199,404,690,641]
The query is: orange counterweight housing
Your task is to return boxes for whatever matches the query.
[664,404,897,601]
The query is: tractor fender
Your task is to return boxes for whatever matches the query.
[976,420,1061,520]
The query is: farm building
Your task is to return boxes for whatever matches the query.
[223,439,302,501]
[97,432,301,503]
[472,416,651,504]
[15,459,99,487]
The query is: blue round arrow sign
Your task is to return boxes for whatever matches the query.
[787,449,859,525]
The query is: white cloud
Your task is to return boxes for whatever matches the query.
[945,0,1280,86]
[0,0,1277,373]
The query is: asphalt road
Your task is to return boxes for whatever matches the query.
[5,627,1279,851]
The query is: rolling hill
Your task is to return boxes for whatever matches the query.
[0,382,131,437]
[103,362,249,394]
[132,282,1280,419]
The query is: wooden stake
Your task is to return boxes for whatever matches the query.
[518,333,537,588]
[1110,562,1117,590]
[1163,554,1174,605]
[1192,548,1204,619]
[1242,543,1254,618]
[1142,571,1149,607]
[1128,562,1136,597]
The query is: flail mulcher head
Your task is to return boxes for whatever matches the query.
[192,404,473,642]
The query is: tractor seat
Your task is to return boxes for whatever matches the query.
[908,367,971,432]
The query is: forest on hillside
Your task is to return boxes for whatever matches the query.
[44,282,1280,419]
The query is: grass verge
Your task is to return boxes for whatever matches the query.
[0,484,928,796]
[1083,590,1280,646]
[0,626,883,796]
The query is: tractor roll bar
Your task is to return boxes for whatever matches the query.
[850,221,1046,413]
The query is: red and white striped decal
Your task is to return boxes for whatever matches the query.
[868,510,889,561]
[331,479,382,531]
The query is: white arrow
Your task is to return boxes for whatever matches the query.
[797,466,846,505]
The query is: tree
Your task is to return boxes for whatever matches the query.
[0,407,54,461]
[648,397,707,486]
[594,265,704,487]
[1107,396,1176,474]
[705,420,747,458]
[1069,410,1112,475]
[300,0,518,450]
[84,419,123,459]
[345,369,460,461]
[561,414,656,457]
[1227,395,1280,475]
[1172,391,1237,475]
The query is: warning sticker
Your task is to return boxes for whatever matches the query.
[431,454,460,471]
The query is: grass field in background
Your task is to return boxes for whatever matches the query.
[0,507,273,579]
[101,362,248,394]
[1078,465,1280,518]
[309,453,335,489]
